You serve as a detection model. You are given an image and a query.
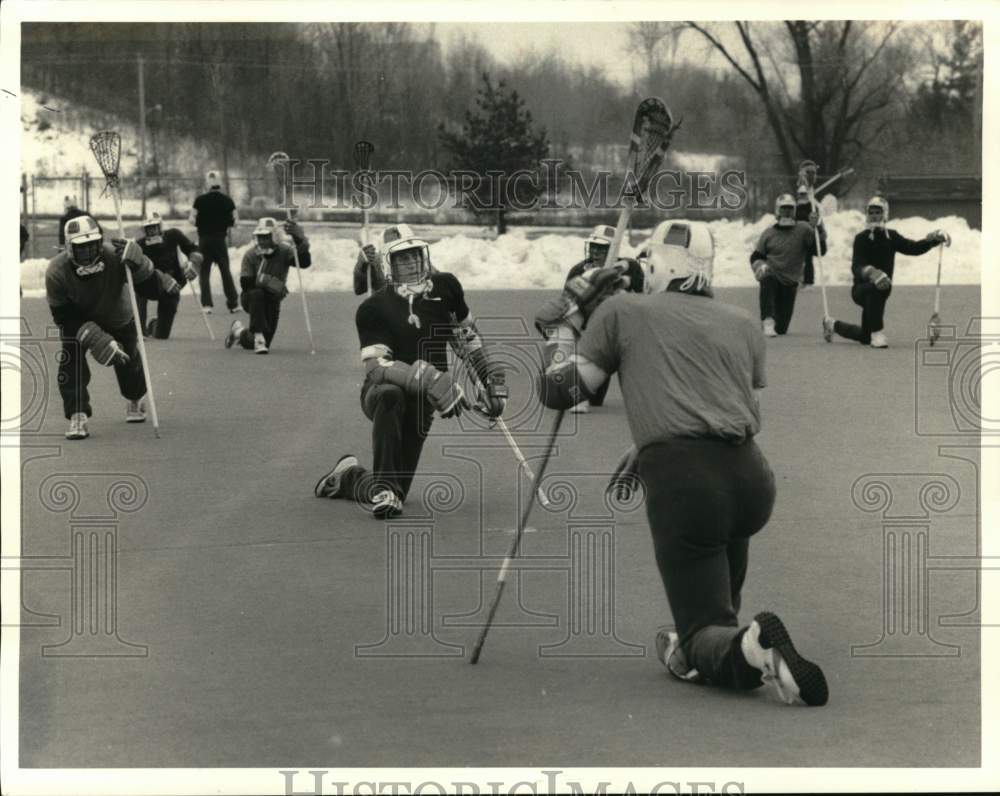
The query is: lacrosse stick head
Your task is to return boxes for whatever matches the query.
[266,151,291,171]
[353,140,375,171]
[89,130,122,189]
[625,98,678,201]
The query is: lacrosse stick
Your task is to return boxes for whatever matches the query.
[178,246,215,340]
[798,160,832,329]
[353,140,374,247]
[267,151,316,354]
[471,98,680,665]
[813,167,854,196]
[468,391,553,509]
[929,232,951,346]
[469,408,564,664]
[89,130,161,437]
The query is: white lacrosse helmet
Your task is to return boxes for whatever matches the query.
[774,193,797,228]
[206,170,222,190]
[142,211,164,244]
[383,227,431,289]
[65,215,104,276]
[866,196,889,229]
[253,216,279,254]
[644,220,715,294]
[584,224,616,264]
[380,223,416,252]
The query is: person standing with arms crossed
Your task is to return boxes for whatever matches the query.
[189,170,238,313]
[535,219,828,706]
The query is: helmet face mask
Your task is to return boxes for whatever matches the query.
[866,197,889,230]
[387,242,430,288]
[585,224,615,265]
[142,211,163,245]
[253,217,279,255]
[775,193,797,228]
[586,242,610,265]
[64,216,104,276]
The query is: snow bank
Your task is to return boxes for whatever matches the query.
[18,210,980,297]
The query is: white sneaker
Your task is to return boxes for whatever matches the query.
[654,627,703,684]
[371,489,403,519]
[225,319,244,349]
[822,316,835,343]
[570,401,590,414]
[314,454,359,498]
[253,333,268,354]
[204,307,213,315]
[870,331,888,348]
[65,412,89,440]
[125,399,147,423]
[741,612,828,706]
[762,318,777,337]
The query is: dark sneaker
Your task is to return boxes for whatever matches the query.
[313,455,359,499]
[742,612,828,706]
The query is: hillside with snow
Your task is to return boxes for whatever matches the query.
[20,88,980,293]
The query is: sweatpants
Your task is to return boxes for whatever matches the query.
[833,282,891,344]
[237,288,282,348]
[197,233,238,310]
[137,292,181,339]
[334,384,434,504]
[638,436,776,690]
[58,321,146,419]
[758,275,798,334]
[803,256,815,286]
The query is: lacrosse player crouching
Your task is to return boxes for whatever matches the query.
[225,217,311,354]
[823,196,949,348]
[535,220,828,707]
[46,215,181,440]
[314,226,506,519]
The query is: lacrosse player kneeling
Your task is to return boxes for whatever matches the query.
[314,229,505,520]
[535,220,828,707]
[46,216,181,439]
[225,217,311,354]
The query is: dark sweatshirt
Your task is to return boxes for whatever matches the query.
[851,228,935,285]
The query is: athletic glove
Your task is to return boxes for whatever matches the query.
[362,244,380,269]
[111,238,145,269]
[808,210,820,228]
[535,266,624,338]
[752,260,769,281]
[157,271,181,297]
[77,321,130,367]
[480,371,508,419]
[862,266,892,291]
[283,219,306,244]
[423,367,468,418]
[926,229,951,246]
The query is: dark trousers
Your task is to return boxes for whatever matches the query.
[834,282,891,344]
[638,437,776,690]
[237,288,282,348]
[197,234,238,310]
[758,276,798,334]
[58,321,146,419]
[803,256,815,286]
[335,384,434,504]
[137,292,180,339]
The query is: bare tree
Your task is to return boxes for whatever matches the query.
[626,21,686,84]
[683,21,911,180]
